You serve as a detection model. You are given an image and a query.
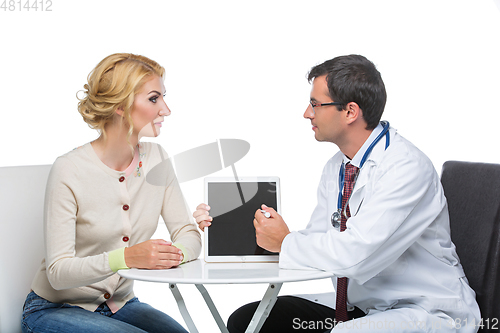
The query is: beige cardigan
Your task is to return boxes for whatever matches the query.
[31,142,201,312]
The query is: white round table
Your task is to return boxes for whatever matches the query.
[119,259,334,333]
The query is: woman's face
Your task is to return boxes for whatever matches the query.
[132,75,170,138]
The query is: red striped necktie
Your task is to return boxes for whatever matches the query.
[335,162,359,323]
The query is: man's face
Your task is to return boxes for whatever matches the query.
[303,75,346,144]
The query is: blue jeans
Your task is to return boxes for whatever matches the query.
[21,291,187,333]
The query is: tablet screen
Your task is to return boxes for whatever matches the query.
[207,181,279,256]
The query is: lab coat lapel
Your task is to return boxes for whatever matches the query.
[348,128,392,215]
[347,125,395,217]
[348,164,371,216]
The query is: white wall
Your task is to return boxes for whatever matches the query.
[1,1,499,331]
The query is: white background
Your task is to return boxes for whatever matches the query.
[1,1,499,331]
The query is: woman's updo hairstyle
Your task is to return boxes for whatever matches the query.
[77,53,165,144]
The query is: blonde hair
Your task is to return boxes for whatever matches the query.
[77,53,165,154]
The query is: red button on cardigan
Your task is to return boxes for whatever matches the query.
[119,176,125,182]
[122,236,129,242]
[123,205,129,211]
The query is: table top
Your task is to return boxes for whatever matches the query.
[118,259,334,284]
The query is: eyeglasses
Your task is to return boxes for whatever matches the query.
[309,101,343,114]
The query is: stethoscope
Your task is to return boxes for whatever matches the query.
[331,121,391,229]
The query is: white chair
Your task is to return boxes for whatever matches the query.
[0,165,52,333]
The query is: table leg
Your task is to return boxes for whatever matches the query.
[245,283,282,333]
[195,284,230,333]
[169,283,199,333]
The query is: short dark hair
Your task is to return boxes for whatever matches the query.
[307,55,386,130]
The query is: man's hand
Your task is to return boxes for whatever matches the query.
[254,204,290,253]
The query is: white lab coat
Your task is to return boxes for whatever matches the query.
[280,125,481,332]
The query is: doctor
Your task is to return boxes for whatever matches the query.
[194,55,480,332]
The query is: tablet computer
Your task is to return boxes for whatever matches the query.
[204,176,280,263]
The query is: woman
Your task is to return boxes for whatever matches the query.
[21,53,201,333]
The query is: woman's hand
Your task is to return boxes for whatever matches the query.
[193,203,212,231]
[124,239,183,270]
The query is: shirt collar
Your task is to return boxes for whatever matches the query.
[343,122,384,168]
